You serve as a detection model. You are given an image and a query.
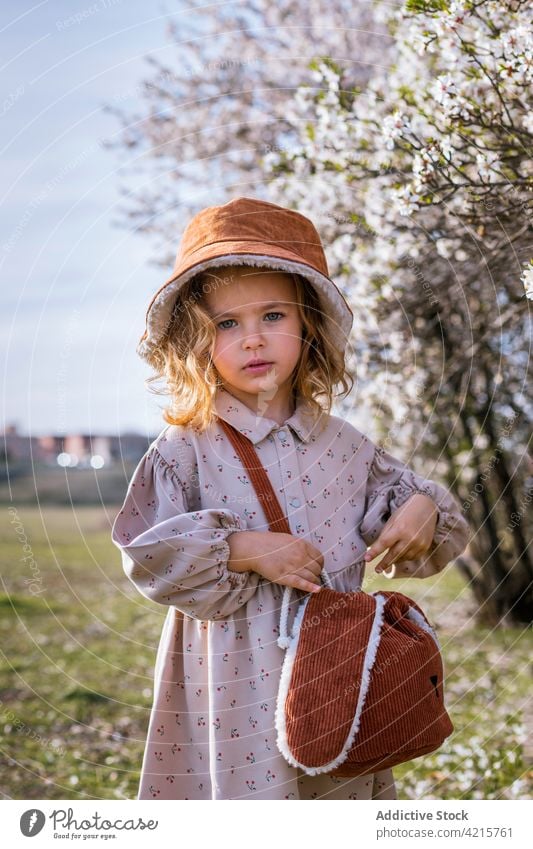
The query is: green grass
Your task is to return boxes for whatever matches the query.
[1,505,160,800]
[0,506,531,799]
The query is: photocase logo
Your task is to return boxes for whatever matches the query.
[20,809,45,836]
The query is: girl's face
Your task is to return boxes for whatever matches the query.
[203,266,303,411]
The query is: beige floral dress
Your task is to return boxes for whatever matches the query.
[111,386,470,800]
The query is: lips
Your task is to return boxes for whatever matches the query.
[244,360,273,369]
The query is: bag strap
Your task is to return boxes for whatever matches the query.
[217,417,291,535]
[216,416,332,648]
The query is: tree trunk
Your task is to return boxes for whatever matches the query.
[431,329,533,626]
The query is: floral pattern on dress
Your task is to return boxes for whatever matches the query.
[111,386,470,799]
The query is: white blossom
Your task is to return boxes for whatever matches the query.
[476,152,502,181]
[501,24,532,58]
[382,112,412,150]
[521,262,533,300]
[311,61,341,93]
[439,137,453,162]
[392,184,421,217]
[434,1,471,36]
[430,73,457,105]
[522,112,533,134]
[435,238,455,259]
[412,145,439,190]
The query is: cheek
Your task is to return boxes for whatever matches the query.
[212,333,235,364]
[212,338,224,363]
[282,319,303,349]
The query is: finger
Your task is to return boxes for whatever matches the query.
[364,532,396,563]
[306,560,324,578]
[375,539,413,572]
[291,567,321,587]
[307,545,325,569]
[286,575,321,593]
[365,547,390,571]
[394,543,426,563]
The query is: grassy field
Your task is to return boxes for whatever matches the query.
[1,505,531,800]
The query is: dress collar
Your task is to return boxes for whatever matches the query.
[213,386,322,445]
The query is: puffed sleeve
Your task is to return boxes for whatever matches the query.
[111,445,261,619]
[359,444,470,579]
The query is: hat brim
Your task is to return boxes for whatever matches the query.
[137,248,353,363]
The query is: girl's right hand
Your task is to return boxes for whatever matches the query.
[227,530,324,593]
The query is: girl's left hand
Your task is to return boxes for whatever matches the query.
[363,493,439,573]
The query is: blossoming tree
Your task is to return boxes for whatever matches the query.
[264,0,532,625]
[104,0,388,255]
[109,0,532,624]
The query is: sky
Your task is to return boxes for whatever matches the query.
[1,0,209,437]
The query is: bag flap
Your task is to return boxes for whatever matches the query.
[275,590,387,774]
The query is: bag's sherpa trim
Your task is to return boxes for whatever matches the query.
[275,591,387,776]
[277,586,294,650]
[137,254,352,361]
[274,595,310,764]
[406,605,441,651]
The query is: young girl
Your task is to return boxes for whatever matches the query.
[111,196,470,800]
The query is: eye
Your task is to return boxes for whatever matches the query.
[216,312,285,330]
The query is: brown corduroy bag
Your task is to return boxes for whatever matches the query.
[219,417,454,778]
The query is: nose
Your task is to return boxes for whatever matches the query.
[242,326,266,350]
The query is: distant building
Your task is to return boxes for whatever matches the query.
[1,424,155,468]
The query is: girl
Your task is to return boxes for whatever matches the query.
[111,196,470,800]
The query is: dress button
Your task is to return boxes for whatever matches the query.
[289,497,301,508]
[277,430,287,440]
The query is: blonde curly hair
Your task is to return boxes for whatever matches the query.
[144,266,353,431]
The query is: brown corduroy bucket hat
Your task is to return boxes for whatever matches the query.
[137,196,353,363]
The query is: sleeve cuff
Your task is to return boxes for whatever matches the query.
[388,481,437,512]
[216,513,256,588]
